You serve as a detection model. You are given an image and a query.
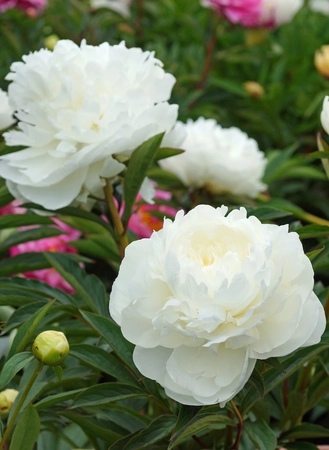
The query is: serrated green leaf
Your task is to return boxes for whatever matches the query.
[122,133,164,227]
[124,415,176,450]
[7,299,55,359]
[69,344,138,385]
[0,352,34,389]
[80,310,136,371]
[244,419,277,450]
[70,383,145,409]
[44,253,108,316]
[9,403,40,450]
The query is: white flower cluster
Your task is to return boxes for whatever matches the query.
[110,205,325,406]
[0,40,183,209]
[160,117,267,198]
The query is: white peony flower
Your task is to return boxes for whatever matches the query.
[321,96,329,133]
[309,0,329,15]
[0,89,15,131]
[260,0,303,26]
[90,0,132,17]
[0,40,184,210]
[110,205,326,406]
[159,117,267,198]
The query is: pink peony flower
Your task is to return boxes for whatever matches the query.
[128,190,178,239]
[0,0,46,14]
[201,0,302,28]
[4,205,81,292]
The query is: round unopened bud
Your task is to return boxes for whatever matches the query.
[32,330,69,366]
[315,45,329,78]
[243,81,265,99]
[44,34,60,51]
[0,389,19,419]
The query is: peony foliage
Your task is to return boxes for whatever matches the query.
[0,1,329,450]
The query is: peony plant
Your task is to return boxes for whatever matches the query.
[0,1,329,450]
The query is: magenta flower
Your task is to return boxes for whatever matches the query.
[2,203,81,293]
[128,190,178,239]
[201,0,302,28]
[0,0,46,15]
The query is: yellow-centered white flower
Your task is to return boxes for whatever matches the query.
[110,205,326,406]
[0,40,183,209]
[159,117,267,198]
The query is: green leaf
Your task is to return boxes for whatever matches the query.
[122,133,165,227]
[306,247,325,261]
[0,277,77,306]
[123,415,176,450]
[296,224,329,239]
[249,368,265,398]
[59,411,121,444]
[168,412,235,449]
[154,147,185,162]
[246,206,291,220]
[0,227,63,254]
[80,310,136,371]
[34,389,85,411]
[44,253,108,316]
[9,403,40,450]
[241,343,329,416]
[0,252,89,277]
[2,301,47,334]
[305,374,329,413]
[281,423,329,440]
[283,442,319,450]
[244,419,277,450]
[7,299,55,359]
[147,167,182,185]
[317,132,329,180]
[279,392,307,430]
[70,383,145,409]
[69,344,138,385]
[0,352,34,389]
[0,184,14,208]
[0,214,53,230]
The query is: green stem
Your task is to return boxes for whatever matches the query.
[230,400,243,450]
[103,178,129,255]
[0,363,43,449]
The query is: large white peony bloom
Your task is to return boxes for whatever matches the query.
[0,89,15,131]
[110,205,326,406]
[159,117,267,198]
[90,0,132,17]
[0,40,183,210]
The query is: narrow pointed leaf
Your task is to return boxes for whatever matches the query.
[9,403,40,450]
[0,352,34,389]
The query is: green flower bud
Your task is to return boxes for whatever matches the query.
[32,330,69,366]
[0,389,19,419]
